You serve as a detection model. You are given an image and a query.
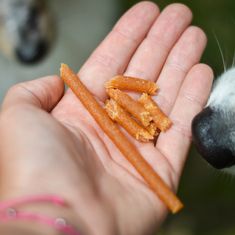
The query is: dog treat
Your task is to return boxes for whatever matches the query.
[60,63,183,214]
[105,99,154,142]
[139,93,172,132]
[146,122,159,137]
[105,75,158,95]
[107,88,152,127]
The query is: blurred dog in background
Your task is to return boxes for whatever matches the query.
[0,0,116,102]
[0,0,54,64]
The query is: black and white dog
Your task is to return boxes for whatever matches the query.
[0,0,53,64]
[192,67,235,172]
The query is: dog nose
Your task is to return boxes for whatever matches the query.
[13,3,51,64]
[192,107,235,169]
[15,40,48,64]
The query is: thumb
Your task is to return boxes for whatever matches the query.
[2,76,64,112]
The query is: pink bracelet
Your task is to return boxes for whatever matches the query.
[0,195,81,235]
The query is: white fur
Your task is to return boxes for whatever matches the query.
[206,67,235,172]
[207,67,235,109]
[224,164,235,175]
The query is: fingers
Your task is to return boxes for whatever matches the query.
[154,26,207,114]
[125,3,192,81]
[2,76,64,112]
[78,2,160,100]
[156,64,214,179]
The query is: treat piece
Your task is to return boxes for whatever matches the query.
[139,93,172,132]
[107,88,152,127]
[146,122,159,137]
[105,99,154,142]
[105,75,158,95]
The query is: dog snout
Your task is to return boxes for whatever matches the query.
[192,107,235,169]
[15,39,48,64]
[0,0,54,64]
[14,4,49,64]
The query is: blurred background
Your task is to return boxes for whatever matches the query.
[0,0,235,234]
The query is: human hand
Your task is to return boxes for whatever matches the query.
[0,2,213,235]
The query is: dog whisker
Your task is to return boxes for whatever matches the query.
[213,32,227,73]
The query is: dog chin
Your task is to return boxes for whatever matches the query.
[223,165,235,175]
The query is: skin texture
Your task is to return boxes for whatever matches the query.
[0,2,213,235]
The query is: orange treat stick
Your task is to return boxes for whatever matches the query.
[146,122,159,137]
[105,99,154,142]
[60,63,183,214]
[139,93,172,132]
[105,75,158,95]
[107,88,152,127]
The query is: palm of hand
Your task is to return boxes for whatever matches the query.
[0,3,213,235]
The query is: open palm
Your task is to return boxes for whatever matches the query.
[0,2,213,235]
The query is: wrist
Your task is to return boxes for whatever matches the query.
[0,222,52,235]
[0,195,86,235]
[0,214,61,235]
[0,191,118,235]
